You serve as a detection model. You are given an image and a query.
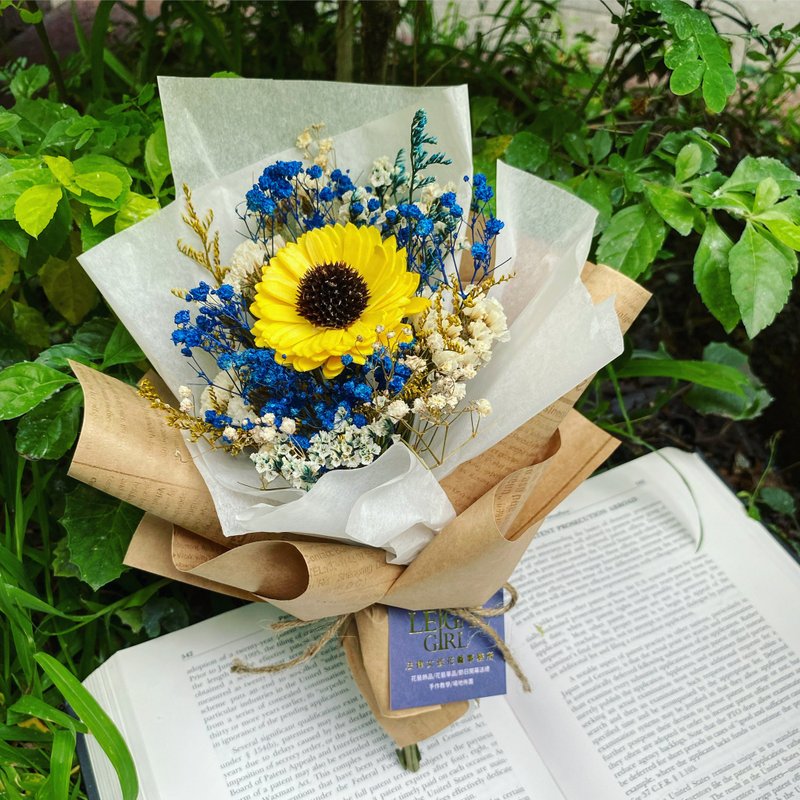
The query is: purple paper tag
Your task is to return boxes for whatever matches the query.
[387,590,507,710]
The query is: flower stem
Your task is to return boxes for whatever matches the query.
[396,743,421,772]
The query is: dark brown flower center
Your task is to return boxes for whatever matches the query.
[296,261,370,329]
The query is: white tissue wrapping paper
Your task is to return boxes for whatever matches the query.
[78,79,622,564]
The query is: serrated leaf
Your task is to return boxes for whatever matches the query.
[693,216,739,332]
[675,143,703,183]
[73,154,132,192]
[719,156,800,196]
[44,155,77,190]
[0,243,18,292]
[684,342,772,420]
[16,385,83,461]
[60,485,141,590]
[14,184,62,238]
[753,177,780,214]
[114,192,160,233]
[645,183,695,235]
[670,60,704,95]
[503,131,548,174]
[73,171,123,200]
[145,122,171,195]
[0,361,74,420]
[729,222,797,337]
[39,254,99,325]
[596,204,666,279]
[758,218,800,251]
[12,301,49,349]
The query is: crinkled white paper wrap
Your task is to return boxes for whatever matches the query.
[78,79,622,564]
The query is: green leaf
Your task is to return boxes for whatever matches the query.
[693,216,739,332]
[470,96,499,135]
[102,323,146,369]
[591,130,612,164]
[73,171,124,200]
[34,652,139,800]
[142,596,189,638]
[0,220,30,257]
[0,321,26,369]
[15,385,83,461]
[90,206,117,226]
[9,65,49,100]
[675,143,703,183]
[645,183,695,235]
[576,174,613,232]
[0,361,74,420]
[44,155,77,190]
[729,222,797,337]
[759,487,796,517]
[664,38,698,69]
[39,253,99,325]
[145,122,171,195]
[8,695,88,734]
[0,169,52,220]
[718,156,800,196]
[115,192,160,233]
[596,204,666,279]
[503,131,548,174]
[73,154,133,194]
[19,7,44,24]
[670,60,704,95]
[758,218,800,251]
[60,484,142,590]
[14,184,62,238]
[47,728,76,800]
[564,132,590,167]
[0,243,19,292]
[615,355,748,395]
[753,177,781,214]
[12,301,49,349]
[684,342,772,420]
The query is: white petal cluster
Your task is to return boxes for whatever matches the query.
[250,413,394,489]
[226,239,272,294]
[411,286,509,422]
[370,155,405,189]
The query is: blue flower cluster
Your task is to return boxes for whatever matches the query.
[172,283,414,449]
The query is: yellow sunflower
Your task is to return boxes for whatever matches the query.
[250,223,429,378]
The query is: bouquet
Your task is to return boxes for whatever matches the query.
[69,78,650,764]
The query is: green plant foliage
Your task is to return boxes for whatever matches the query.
[15,386,83,461]
[0,362,75,421]
[59,485,142,590]
[684,342,773,420]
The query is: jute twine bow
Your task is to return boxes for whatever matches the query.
[232,582,531,693]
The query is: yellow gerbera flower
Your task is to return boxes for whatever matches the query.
[250,223,429,379]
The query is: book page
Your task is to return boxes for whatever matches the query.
[505,448,800,800]
[83,603,564,800]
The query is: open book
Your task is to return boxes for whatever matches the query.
[81,449,800,800]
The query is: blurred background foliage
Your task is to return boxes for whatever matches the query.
[0,1,799,796]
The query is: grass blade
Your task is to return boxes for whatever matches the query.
[34,653,139,800]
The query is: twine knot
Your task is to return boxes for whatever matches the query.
[231,583,530,693]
